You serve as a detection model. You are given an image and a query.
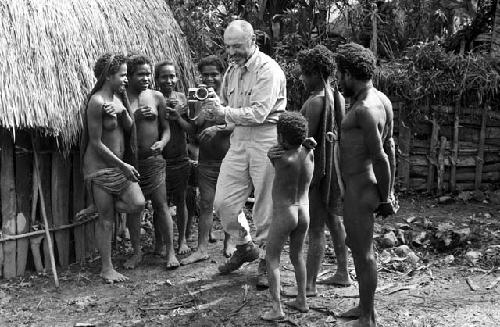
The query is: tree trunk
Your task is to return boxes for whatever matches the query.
[491,0,500,59]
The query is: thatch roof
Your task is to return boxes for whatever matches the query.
[0,0,196,149]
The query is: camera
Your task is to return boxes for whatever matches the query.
[187,84,214,120]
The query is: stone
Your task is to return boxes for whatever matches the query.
[407,252,420,265]
[472,190,486,202]
[465,251,482,265]
[444,255,455,264]
[395,245,411,257]
[438,195,453,204]
[380,231,398,248]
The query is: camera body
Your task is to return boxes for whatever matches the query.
[187,84,214,120]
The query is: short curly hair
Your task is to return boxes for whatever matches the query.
[93,53,127,79]
[297,45,335,80]
[197,55,225,74]
[154,60,176,79]
[126,54,152,77]
[277,112,308,146]
[335,43,376,80]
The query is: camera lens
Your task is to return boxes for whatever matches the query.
[196,87,208,100]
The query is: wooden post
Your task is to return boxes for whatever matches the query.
[437,136,448,195]
[397,104,411,190]
[0,243,3,278]
[38,152,53,270]
[52,153,71,269]
[15,149,32,276]
[475,105,489,189]
[72,152,86,263]
[450,101,460,192]
[1,130,17,278]
[427,117,440,193]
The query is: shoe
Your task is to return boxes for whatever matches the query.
[218,242,259,274]
[256,259,269,289]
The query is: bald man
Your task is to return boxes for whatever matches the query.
[201,19,287,288]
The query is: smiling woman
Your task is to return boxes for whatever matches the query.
[0,0,196,279]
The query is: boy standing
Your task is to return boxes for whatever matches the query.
[181,55,240,265]
[262,112,314,321]
[156,61,193,255]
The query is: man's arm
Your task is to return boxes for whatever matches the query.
[87,97,137,180]
[222,65,284,125]
[119,94,135,132]
[357,107,391,203]
[384,120,396,198]
[157,93,171,148]
[301,97,323,138]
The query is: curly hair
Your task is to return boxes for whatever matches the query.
[93,53,127,79]
[126,54,152,77]
[297,45,335,80]
[154,60,176,79]
[197,55,225,73]
[277,112,308,146]
[335,43,376,80]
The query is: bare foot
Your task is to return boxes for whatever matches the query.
[261,308,285,321]
[341,318,376,327]
[177,242,191,255]
[166,254,180,270]
[100,269,128,284]
[318,272,353,287]
[123,252,142,269]
[340,306,361,318]
[284,300,309,313]
[281,287,317,298]
[180,250,209,265]
[76,205,97,220]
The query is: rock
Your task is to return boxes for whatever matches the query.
[395,245,411,257]
[483,212,492,219]
[472,190,486,202]
[406,216,417,224]
[457,191,473,202]
[411,231,428,247]
[444,255,455,264]
[380,231,398,248]
[487,190,500,205]
[465,251,482,265]
[438,195,453,204]
[396,229,407,245]
[140,228,146,236]
[407,252,420,265]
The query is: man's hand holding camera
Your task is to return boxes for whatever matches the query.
[201,94,225,123]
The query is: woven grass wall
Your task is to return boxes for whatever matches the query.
[0,0,197,149]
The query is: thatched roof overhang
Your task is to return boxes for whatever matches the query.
[0,0,196,150]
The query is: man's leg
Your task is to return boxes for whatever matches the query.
[120,183,146,269]
[173,187,190,255]
[321,213,352,286]
[215,136,257,274]
[342,174,379,327]
[92,185,128,283]
[150,183,179,269]
[180,164,216,265]
[248,125,277,287]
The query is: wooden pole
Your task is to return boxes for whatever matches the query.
[427,117,440,193]
[1,130,17,278]
[397,103,411,190]
[475,105,489,189]
[32,139,59,288]
[72,152,86,263]
[15,148,32,276]
[450,100,460,192]
[437,136,448,195]
[52,153,71,268]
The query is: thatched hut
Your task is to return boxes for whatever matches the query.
[0,0,196,278]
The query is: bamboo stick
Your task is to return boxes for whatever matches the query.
[450,100,460,191]
[475,105,489,189]
[32,139,59,288]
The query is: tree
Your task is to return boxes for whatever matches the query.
[491,0,500,59]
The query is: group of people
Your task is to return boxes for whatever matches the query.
[81,18,396,327]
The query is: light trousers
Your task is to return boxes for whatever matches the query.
[214,124,276,250]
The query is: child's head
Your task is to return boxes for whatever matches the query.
[197,55,225,93]
[277,112,308,147]
[155,60,178,94]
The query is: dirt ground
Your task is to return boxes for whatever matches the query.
[0,195,499,327]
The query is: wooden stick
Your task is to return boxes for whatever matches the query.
[0,215,98,243]
[437,136,448,194]
[32,139,59,288]
[427,116,439,193]
[450,100,460,191]
[475,105,488,189]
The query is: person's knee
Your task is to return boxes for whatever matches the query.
[130,198,145,213]
[199,196,213,213]
[152,201,169,216]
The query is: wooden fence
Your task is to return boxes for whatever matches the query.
[393,99,500,193]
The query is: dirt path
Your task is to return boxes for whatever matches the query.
[0,196,499,326]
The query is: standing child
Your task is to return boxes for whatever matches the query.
[262,112,314,321]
